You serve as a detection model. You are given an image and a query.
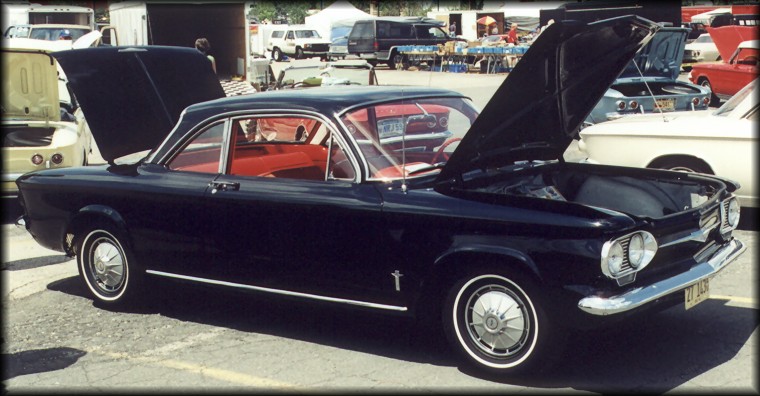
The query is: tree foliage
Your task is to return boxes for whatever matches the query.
[248,1,314,24]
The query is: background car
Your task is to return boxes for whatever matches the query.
[689,33,759,106]
[269,59,378,89]
[2,40,92,198]
[682,33,720,71]
[267,25,331,61]
[585,26,711,125]
[579,77,758,208]
[327,35,348,60]
[4,23,92,41]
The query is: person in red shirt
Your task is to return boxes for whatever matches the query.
[507,23,518,44]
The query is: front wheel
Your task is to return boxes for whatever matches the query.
[443,272,558,375]
[77,224,143,306]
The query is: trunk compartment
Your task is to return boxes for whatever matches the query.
[464,164,723,219]
[3,127,55,148]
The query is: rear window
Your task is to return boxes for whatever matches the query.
[349,21,373,39]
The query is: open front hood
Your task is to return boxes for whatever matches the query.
[618,27,688,81]
[2,48,60,122]
[53,46,225,162]
[437,16,658,184]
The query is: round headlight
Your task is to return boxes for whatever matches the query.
[628,234,644,268]
[616,100,627,111]
[728,199,740,228]
[607,241,625,276]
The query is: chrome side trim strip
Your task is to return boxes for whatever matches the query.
[578,238,745,316]
[145,270,408,312]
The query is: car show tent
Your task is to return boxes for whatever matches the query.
[304,0,374,41]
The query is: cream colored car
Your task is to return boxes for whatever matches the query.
[579,78,758,208]
[2,39,93,198]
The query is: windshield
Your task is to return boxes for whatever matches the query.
[340,97,479,181]
[714,78,758,118]
[29,27,91,41]
[295,30,321,39]
[278,63,377,87]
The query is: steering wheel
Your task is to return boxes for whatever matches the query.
[431,137,462,163]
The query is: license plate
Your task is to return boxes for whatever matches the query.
[378,118,404,139]
[684,278,710,310]
[655,98,675,112]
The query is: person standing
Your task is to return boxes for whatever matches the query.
[491,23,498,35]
[507,23,518,44]
[449,21,457,36]
[195,37,217,74]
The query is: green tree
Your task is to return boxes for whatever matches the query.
[249,1,279,22]
[247,1,313,24]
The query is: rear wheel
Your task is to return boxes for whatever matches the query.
[651,157,712,174]
[77,223,143,306]
[443,271,561,375]
[387,51,408,70]
[698,77,720,107]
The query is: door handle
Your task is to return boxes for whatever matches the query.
[210,181,240,194]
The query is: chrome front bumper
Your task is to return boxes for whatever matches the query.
[578,238,745,316]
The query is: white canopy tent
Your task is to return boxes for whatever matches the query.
[305,1,374,41]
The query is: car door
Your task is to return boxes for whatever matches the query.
[202,114,403,307]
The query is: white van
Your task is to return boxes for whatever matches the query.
[266,25,331,61]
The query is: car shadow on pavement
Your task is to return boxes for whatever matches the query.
[460,300,759,393]
[3,255,71,271]
[46,276,757,392]
[1,347,86,381]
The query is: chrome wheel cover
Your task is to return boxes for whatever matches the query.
[88,237,125,293]
[465,284,528,358]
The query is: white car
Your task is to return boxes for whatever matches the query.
[578,78,758,208]
[266,25,331,61]
[682,33,720,71]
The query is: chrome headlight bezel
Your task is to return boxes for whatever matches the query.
[601,231,658,283]
[720,197,741,232]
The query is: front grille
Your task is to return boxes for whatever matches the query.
[308,44,329,52]
[720,199,732,233]
[619,238,632,272]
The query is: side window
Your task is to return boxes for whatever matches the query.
[228,116,355,181]
[286,31,294,40]
[388,22,413,38]
[271,31,284,39]
[168,122,226,173]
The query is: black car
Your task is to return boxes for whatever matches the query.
[347,17,464,69]
[16,16,745,375]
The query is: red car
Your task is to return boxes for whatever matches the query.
[689,26,759,105]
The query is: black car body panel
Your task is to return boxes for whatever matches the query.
[16,16,745,374]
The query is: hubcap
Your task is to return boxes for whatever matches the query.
[466,285,528,357]
[90,238,125,292]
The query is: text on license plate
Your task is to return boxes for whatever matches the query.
[378,118,404,139]
[684,278,709,310]
[655,98,675,111]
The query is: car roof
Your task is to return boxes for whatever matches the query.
[184,85,463,120]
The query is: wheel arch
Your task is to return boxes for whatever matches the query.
[646,154,714,174]
[413,247,543,318]
[65,204,129,256]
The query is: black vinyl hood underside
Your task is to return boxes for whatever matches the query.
[437,16,659,184]
[53,46,225,163]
